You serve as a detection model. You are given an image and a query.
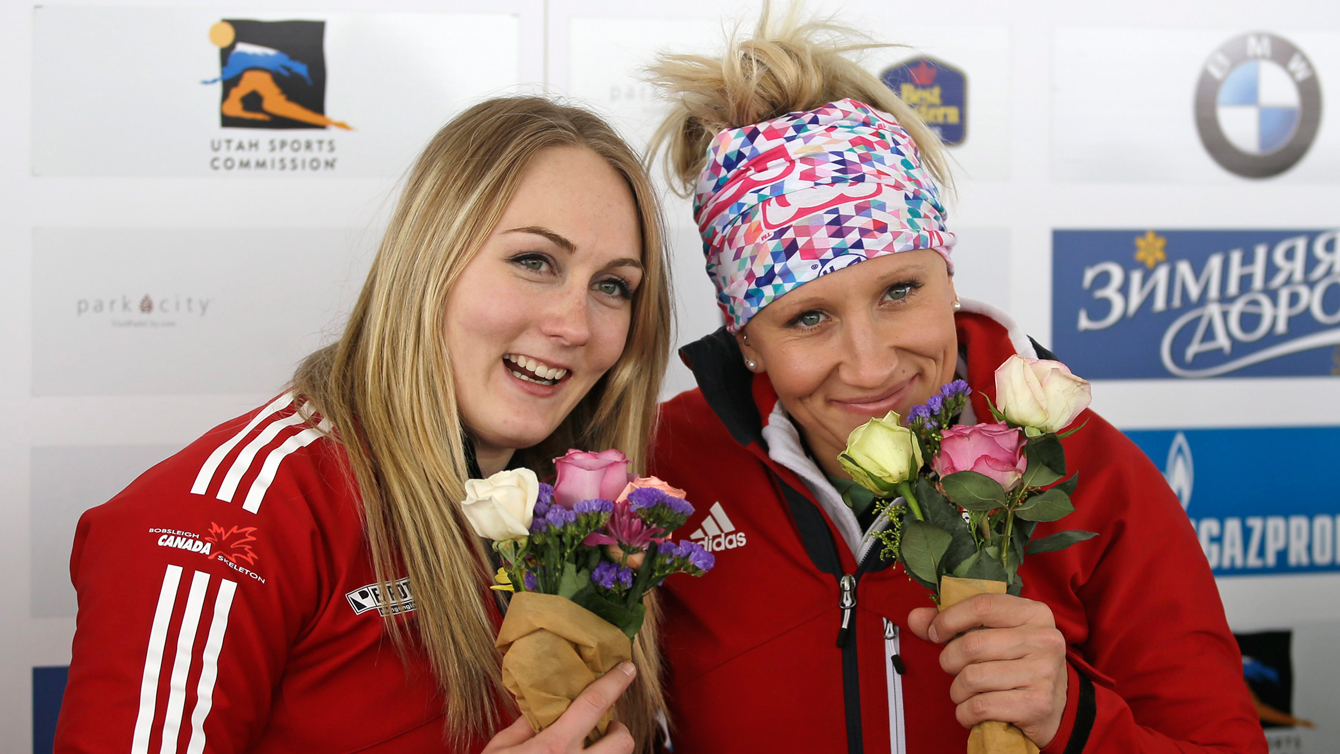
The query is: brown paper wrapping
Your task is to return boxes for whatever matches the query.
[939,576,1041,754]
[495,591,633,738]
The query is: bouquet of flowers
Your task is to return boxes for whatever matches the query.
[839,355,1097,754]
[460,449,713,739]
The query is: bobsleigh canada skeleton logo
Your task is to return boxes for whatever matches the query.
[880,58,966,146]
[149,523,258,566]
[1195,33,1322,179]
[1053,229,1340,379]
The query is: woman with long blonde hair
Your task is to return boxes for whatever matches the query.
[55,96,671,754]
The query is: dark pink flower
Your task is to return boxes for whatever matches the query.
[583,500,662,552]
[552,449,631,509]
[934,423,1027,491]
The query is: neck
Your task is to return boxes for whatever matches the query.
[798,425,850,481]
[473,443,515,478]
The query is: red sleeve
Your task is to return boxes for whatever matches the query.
[1038,417,1266,754]
[54,413,326,754]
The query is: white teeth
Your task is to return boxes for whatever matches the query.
[554,369,567,380]
[503,354,566,383]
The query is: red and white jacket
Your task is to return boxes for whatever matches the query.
[55,395,496,753]
[648,303,1267,754]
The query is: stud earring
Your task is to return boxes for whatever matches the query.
[746,359,758,371]
[952,299,962,312]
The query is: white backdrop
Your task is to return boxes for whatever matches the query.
[4,1,1339,752]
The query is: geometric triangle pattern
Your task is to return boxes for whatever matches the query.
[693,98,955,331]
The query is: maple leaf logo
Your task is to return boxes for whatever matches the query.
[207,523,259,566]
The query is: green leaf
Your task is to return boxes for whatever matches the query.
[941,528,979,576]
[941,471,1008,511]
[1020,448,1063,489]
[962,547,1008,581]
[1026,434,1066,476]
[951,550,981,578]
[900,520,953,585]
[917,477,971,535]
[984,393,1006,423]
[1007,574,1024,597]
[1027,530,1099,555]
[1054,472,1079,497]
[1057,419,1089,439]
[1014,488,1076,522]
[556,562,589,600]
[570,587,647,639]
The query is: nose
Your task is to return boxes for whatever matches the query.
[837,314,894,389]
[537,282,591,347]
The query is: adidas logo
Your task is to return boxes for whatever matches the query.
[689,502,748,552]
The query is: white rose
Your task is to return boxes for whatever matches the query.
[994,355,1092,434]
[460,468,539,541]
[839,411,923,495]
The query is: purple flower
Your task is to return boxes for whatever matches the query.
[678,540,716,572]
[627,487,668,510]
[523,571,537,591]
[529,516,548,534]
[926,393,945,414]
[544,506,577,528]
[940,380,971,398]
[537,482,555,505]
[591,560,632,591]
[587,500,662,550]
[574,498,614,515]
[908,404,932,422]
[532,498,551,519]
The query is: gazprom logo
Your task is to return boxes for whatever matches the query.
[1164,432,1194,510]
[1054,229,1340,379]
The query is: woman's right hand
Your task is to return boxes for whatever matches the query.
[483,662,638,753]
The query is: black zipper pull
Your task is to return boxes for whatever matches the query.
[836,574,857,647]
[884,619,905,674]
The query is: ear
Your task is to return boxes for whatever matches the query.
[734,328,765,373]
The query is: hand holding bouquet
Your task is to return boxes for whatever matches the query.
[840,355,1097,754]
[461,449,713,740]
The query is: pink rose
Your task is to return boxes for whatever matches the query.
[614,476,687,504]
[552,449,632,509]
[934,423,1027,491]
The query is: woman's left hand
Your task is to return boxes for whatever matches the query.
[908,594,1068,749]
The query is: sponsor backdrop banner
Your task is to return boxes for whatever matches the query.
[7,2,1338,752]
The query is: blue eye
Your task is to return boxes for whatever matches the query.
[789,310,826,329]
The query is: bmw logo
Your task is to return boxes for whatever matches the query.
[1195,32,1322,178]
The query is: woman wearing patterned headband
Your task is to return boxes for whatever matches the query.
[644,10,1265,754]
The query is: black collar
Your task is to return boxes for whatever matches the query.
[679,327,765,448]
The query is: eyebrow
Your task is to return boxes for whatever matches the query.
[503,225,644,272]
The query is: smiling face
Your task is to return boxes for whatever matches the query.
[444,146,642,473]
[738,250,959,479]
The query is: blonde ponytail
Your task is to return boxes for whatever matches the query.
[648,2,951,197]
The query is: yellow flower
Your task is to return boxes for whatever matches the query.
[839,411,923,496]
[490,567,514,592]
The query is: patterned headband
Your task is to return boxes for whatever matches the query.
[693,98,955,332]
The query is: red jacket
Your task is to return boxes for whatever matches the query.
[55,395,496,753]
[649,308,1266,754]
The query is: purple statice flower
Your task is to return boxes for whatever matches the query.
[573,498,614,515]
[544,506,577,529]
[523,571,537,591]
[654,540,683,559]
[940,379,971,398]
[677,540,716,572]
[537,482,555,506]
[532,498,551,519]
[626,487,669,510]
[592,560,620,590]
[529,516,548,534]
[926,392,945,414]
[907,404,933,423]
[615,565,634,589]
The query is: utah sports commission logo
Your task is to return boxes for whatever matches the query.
[881,58,967,146]
[203,20,351,130]
[1195,33,1321,178]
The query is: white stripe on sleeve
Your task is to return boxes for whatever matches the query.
[159,570,210,754]
[192,394,294,495]
[131,564,183,754]
[241,418,331,514]
[185,579,237,754]
[216,411,307,503]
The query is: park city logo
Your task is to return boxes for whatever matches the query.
[202,20,348,172]
[881,58,966,146]
[1195,33,1322,179]
[76,293,213,329]
[1053,229,1340,379]
[689,502,748,553]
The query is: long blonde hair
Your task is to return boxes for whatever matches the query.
[648,2,951,196]
[293,96,672,750]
